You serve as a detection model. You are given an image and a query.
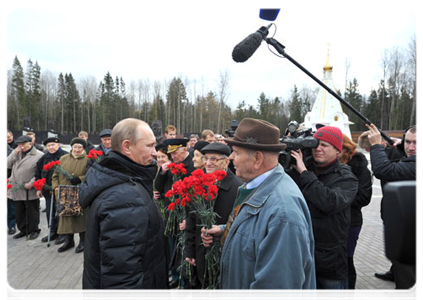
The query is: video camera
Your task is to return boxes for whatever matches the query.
[279,121,319,170]
[225,120,239,138]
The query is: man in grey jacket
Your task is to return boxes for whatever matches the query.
[202,118,316,289]
[7,135,44,240]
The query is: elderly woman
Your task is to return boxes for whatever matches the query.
[52,137,88,253]
[191,141,209,169]
[338,134,372,289]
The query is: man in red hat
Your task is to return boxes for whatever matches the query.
[201,118,316,289]
[290,126,358,289]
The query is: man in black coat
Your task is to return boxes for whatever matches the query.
[185,142,243,288]
[367,124,416,289]
[34,137,68,244]
[79,118,168,289]
[289,126,358,289]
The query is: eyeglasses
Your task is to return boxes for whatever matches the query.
[201,156,226,163]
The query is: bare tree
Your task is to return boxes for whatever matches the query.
[407,35,416,127]
[216,69,230,133]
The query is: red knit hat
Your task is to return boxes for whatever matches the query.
[313,126,343,152]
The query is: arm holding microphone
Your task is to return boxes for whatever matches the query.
[231,25,394,145]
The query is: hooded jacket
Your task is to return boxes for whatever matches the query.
[79,151,168,289]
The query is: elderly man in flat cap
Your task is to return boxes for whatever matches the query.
[34,137,69,244]
[154,137,195,288]
[87,129,112,170]
[185,142,243,288]
[201,118,316,289]
[7,135,44,240]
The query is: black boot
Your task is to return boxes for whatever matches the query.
[75,232,85,253]
[58,234,75,253]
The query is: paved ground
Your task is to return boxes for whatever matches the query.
[5,156,416,298]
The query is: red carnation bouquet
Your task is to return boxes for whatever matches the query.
[87,149,103,162]
[43,160,73,181]
[7,179,13,193]
[165,168,227,289]
[33,178,48,191]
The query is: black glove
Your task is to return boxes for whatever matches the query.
[70,176,82,185]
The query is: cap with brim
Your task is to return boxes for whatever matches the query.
[164,138,189,153]
[15,136,32,144]
[224,118,286,152]
[193,141,209,152]
[43,137,60,146]
[99,129,112,138]
[70,137,87,149]
[201,142,231,156]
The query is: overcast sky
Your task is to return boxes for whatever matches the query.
[4,0,417,111]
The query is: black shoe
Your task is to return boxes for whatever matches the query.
[385,289,399,299]
[176,286,191,299]
[29,231,40,240]
[41,233,59,243]
[13,232,26,239]
[58,234,75,252]
[55,235,66,245]
[375,271,395,282]
[75,243,84,253]
[169,280,179,289]
[8,228,16,235]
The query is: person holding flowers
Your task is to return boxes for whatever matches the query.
[155,138,195,289]
[52,137,88,253]
[201,118,316,289]
[185,142,242,288]
[34,137,68,244]
[7,135,44,240]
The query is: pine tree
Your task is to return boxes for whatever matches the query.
[344,78,365,131]
[11,56,26,129]
[289,85,302,123]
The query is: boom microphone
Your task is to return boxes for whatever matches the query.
[232,25,270,63]
[259,9,280,21]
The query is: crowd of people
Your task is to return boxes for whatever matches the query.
[6,118,416,290]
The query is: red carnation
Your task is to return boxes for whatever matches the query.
[168,202,176,211]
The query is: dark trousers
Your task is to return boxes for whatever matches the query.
[44,193,59,235]
[392,260,416,289]
[347,226,362,289]
[14,199,41,234]
[7,198,16,229]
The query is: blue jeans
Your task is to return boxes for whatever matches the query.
[7,198,16,229]
[316,277,348,289]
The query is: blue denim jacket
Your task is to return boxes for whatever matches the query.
[220,164,316,289]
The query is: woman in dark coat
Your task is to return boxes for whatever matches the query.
[338,134,372,289]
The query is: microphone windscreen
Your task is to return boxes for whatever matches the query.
[232,32,263,63]
[259,9,280,21]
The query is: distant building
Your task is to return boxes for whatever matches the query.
[303,48,352,138]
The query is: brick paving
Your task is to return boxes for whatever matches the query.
[6,157,406,293]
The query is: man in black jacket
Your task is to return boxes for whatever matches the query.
[34,137,68,244]
[367,124,416,289]
[289,126,358,289]
[79,118,168,289]
[185,142,243,288]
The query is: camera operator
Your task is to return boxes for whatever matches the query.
[289,126,358,289]
[366,123,416,289]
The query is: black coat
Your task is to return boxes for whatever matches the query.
[4,144,13,179]
[79,151,168,289]
[185,169,243,285]
[370,144,416,220]
[34,148,69,197]
[289,159,358,280]
[347,152,372,226]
